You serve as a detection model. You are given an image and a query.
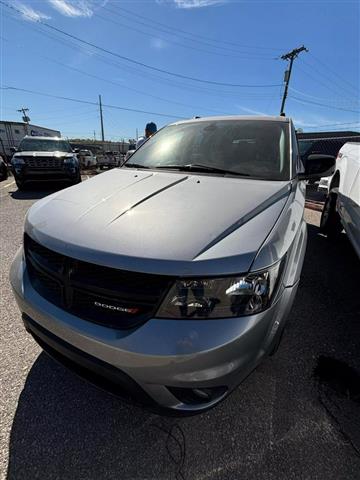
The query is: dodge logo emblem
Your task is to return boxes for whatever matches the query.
[94,301,139,314]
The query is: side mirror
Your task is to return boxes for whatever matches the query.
[298,154,336,181]
[10,146,18,153]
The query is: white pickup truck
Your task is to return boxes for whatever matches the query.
[78,149,97,168]
[97,151,120,169]
[320,142,360,258]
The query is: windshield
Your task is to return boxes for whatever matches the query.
[125,120,290,180]
[18,139,72,153]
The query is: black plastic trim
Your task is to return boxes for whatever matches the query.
[22,314,155,407]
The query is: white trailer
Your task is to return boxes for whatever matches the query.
[0,121,61,159]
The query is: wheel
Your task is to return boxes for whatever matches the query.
[15,179,25,190]
[0,165,8,181]
[320,190,343,238]
[71,172,82,185]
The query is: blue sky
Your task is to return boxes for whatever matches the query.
[1,0,359,140]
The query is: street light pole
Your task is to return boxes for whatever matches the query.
[280,45,308,115]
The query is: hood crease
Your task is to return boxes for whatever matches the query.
[193,183,291,259]
[108,175,189,225]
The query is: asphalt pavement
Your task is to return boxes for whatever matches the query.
[1,178,360,480]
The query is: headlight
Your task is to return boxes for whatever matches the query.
[64,156,78,165]
[11,157,25,166]
[156,260,285,319]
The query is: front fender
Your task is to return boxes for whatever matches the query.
[251,180,306,275]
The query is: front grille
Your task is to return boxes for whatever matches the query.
[24,234,173,329]
[23,156,65,169]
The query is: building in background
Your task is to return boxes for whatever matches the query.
[297,130,360,163]
[0,121,61,159]
[296,130,360,141]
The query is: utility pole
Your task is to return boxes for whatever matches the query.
[93,130,96,141]
[17,107,30,134]
[98,95,105,142]
[280,45,308,115]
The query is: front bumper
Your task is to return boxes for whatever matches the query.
[12,167,79,183]
[10,248,298,412]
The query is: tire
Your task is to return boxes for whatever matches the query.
[15,179,25,190]
[0,165,8,181]
[320,190,343,239]
[70,171,82,186]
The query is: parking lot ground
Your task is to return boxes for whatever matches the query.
[1,180,360,480]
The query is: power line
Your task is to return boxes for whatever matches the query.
[300,57,358,99]
[38,115,99,127]
[301,57,358,97]
[307,121,360,128]
[0,1,282,89]
[289,95,360,114]
[289,86,360,107]
[308,52,359,95]
[108,4,282,52]
[295,60,356,100]
[41,56,237,115]
[1,86,189,119]
[307,122,360,131]
[100,6,277,58]
[1,19,278,100]
[96,12,274,60]
[4,34,265,116]
[34,108,98,122]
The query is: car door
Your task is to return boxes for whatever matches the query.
[338,143,360,257]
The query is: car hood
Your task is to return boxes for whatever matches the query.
[26,169,291,276]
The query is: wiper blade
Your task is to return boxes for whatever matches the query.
[154,164,250,176]
[123,163,149,169]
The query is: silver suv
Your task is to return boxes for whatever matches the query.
[10,116,334,413]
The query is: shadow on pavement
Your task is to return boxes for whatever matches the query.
[6,224,360,480]
[10,182,73,200]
